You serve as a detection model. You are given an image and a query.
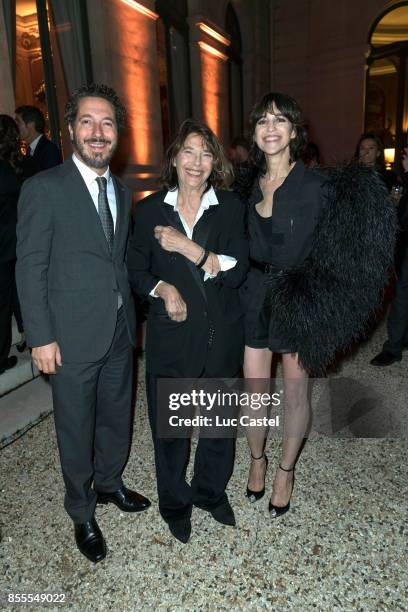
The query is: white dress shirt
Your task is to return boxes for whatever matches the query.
[151,186,237,296]
[72,153,121,307]
[28,134,42,155]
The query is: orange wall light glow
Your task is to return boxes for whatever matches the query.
[112,0,160,167]
[199,42,228,140]
[196,22,230,47]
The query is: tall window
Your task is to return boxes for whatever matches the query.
[3,0,92,156]
[225,3,243,142]
[366,3,408,167]
[156,0,191,149]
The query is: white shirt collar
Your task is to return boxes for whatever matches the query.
[29,134,42,154]
[164,185,219,209]
[72,153,111,187]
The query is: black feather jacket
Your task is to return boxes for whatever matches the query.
[234,161,397,375]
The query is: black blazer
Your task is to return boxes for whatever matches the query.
[31,135,63,172]
[127,189,249,377]
[243,160,327,269]
[16,157,136,361]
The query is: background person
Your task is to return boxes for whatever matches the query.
[370,146,408,367]
[15,105,62,172]
[355,131,396,191]
[0,114,35,373]
[0,115,22,374]
[228,135,250,167]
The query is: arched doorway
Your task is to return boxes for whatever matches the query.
[365,3,408,168]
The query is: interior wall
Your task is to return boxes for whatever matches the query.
[270,0,395,163]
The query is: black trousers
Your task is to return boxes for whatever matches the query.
[383,250,408,357]
[0,260,14,367]
[146,371,234,522]
[50,307,133,523]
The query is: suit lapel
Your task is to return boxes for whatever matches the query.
[65,158,111,254]
[160,199,210,303]
[32,135,43,159]
[161,202,187,235]
[112,176,126,256]
[192,205,217,247]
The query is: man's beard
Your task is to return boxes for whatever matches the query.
[71,134,117,169]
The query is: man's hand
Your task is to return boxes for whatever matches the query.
[32,341,62,374]
[155,282,187,321]
[154,226,189,254]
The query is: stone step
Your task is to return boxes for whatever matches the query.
[0,344,39,398]
[0,375,52,443]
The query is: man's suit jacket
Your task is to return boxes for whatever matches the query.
[127,189,248,377]
[16,157,136,362]
[31,134,63,172]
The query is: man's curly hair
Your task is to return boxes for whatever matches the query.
[64,83,126,132]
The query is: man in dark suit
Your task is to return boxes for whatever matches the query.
[15,105,62,172]
[370,148,408,367]
[127,119,248,543]
[16,84,150,563]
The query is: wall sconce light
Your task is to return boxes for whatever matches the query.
[198,41,228,61]
[120,0,158,20]
[384,148,395,169]
[196,22,230,47]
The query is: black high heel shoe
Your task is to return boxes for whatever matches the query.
[246,452,268,503]
[268,463,294,518]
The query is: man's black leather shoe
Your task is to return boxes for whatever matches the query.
[210,500,236,527]
[370,351,401,367]
[96,485,151,512]
[167,517,191,543]
[74,518,106,563]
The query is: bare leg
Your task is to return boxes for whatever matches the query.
[271,352,309,508]
[243,346,272,492]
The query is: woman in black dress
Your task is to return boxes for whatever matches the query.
[236,93,323,517]
[0,115,32,373]
[235,93,395,518]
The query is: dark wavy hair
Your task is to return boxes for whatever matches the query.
[0,114,23,170]
[354,132,385,174]
[161,119,233,191]
[64,83,126,132]
[248,92,308,172]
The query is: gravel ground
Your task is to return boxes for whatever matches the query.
[1,323,407,611]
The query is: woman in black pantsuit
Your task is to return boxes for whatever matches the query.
[128,119,248,543]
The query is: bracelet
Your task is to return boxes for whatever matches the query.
[199,250,210,268]
[195,248,205,266]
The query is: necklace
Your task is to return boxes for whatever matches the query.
[262,173,288,182]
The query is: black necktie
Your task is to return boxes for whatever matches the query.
[95,176,114,250]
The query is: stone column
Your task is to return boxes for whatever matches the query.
[0,6,15,113]
[87,0,163,199]
[188,15,231,147]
